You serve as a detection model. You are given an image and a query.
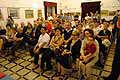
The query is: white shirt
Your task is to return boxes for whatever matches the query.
[38,33,50,48]
[47,16,53,20]
[85,16,90,20]
[0,20,6,30]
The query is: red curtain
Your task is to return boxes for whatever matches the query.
[44,1,57,7]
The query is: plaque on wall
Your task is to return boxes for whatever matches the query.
[25,10,34,18]
[7,8,20,19]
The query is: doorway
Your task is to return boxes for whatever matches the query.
[81,1,101,21]
[44,1,57,20]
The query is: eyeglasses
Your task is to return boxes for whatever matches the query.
[66,25,70,26]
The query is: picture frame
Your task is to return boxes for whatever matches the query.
[25,10,34,18]
[109,11,116,16]
[7,8,20,19]
[76,12,81,16]
[0,9,3,19]
[100,10,108,16]
[38,10,42,18]
[0,9,1,15]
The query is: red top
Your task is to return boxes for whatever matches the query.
[117,20,120,29]
[84,43,96,56]
[46,22,52,33]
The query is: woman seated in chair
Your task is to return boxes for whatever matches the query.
[56,30,81,79]
[80,36,96,64]
[79,29,99,80]
[50,27,64,57]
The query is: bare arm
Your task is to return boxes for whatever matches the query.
[34,42,46,54]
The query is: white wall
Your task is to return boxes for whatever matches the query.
[61,0,120,20]
[0,0,120,24]
[0,0,61,25]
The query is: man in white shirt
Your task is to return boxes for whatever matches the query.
[33,27,52,71]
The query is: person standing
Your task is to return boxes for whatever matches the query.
[6,16,14,28]
[112,10,119,40]
[104,15,120,80]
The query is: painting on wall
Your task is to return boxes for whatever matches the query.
[7,8,20,19]
[75,12,81,16]
[0,9,1,15]
[109,11,116,16]
[38,10,42,18]
[0,9,3,19]
[100,10,108,16]
[25,10,34,18]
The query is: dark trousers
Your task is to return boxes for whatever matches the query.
[34,48,52,70]
[112,28,117,39]
[108,39,120,80]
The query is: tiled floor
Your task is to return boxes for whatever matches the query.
[0,43,116,80]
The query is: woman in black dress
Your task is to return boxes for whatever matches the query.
[57,30,81,79]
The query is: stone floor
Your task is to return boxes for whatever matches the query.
[0,43,118,80]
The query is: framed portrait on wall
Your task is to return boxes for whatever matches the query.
[25,10,34,18]
[101,10,108,16]
[109,11,116,16]
[7,8,20,19]
[38,10,42,18]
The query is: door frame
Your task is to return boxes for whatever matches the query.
[44,1,57,20]
[81,1,101,21]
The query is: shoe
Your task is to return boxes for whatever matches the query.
[32,64,39,70]
[80,75,85,80]
[59,75,67,80]
[103,76,110,80]
[72,69,78,72]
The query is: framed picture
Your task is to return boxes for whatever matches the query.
[0,9,3,19]
[101,10,108,16]
[76,12,81,16]
[7,8,20,19]
[38,10,42,18]
[25,10,34,18]
[109,11,116,16]
[0,9,1,15]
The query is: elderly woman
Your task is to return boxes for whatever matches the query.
[79,29,99,80]
[56,30,81,79]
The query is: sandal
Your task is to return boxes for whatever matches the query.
[59,75,67,80]
[56,72,60,76]
[52,72,60,80]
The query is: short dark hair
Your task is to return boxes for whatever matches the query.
[77,23,83,27]
[55,27,62,33]
[84,29,94,37]
[41,27,47,30]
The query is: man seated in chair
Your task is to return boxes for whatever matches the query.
[33,27,52,71]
